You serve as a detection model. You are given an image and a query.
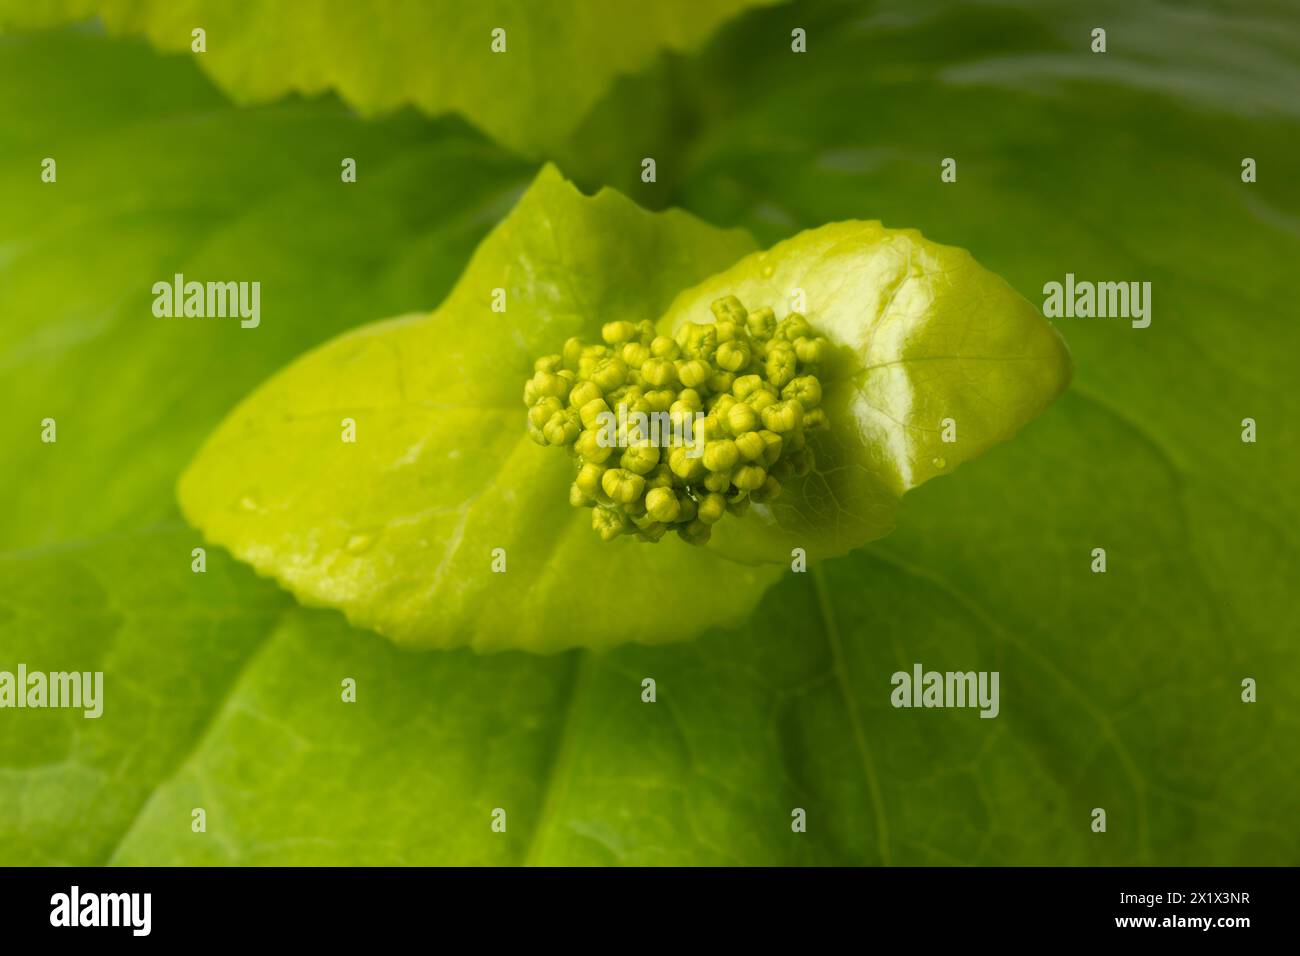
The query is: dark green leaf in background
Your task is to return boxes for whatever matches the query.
[0,0,779,156]
[2,0,1297,865]
[0,29,520,862]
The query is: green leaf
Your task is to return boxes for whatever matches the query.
[32,488,1292,865]
[0,29,534,549]
[178,165,781,653]
[0,25,521,862]
[0,0,778,157]
[662,221,1070,562]
[5,4,1297,868]
[0,533,290,866]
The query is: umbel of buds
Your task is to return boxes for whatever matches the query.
[523,296,830,545]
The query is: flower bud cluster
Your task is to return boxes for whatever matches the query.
[523,296,830,544]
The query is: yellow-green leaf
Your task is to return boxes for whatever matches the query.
[179,166,779,653]
[661,222,1072,562]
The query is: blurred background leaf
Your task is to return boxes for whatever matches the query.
[0,0,779,156]
[0,31,532,548]
[1,0,1297,864]
[0,27,521,863]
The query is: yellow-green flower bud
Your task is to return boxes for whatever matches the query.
[569,380,603,409]
[650,335,680,359]
[703,439,739,473]
[758,430,784,467]
[732,463,766,491]
[621,443,660,475]
[676,387,703,410]
[575,429,612,463]
[715,340,750,372]
[706,370,735,394]
[531,370,570,400]
[746,307,776,340]
[562,336,584,369]
[761,399,803,433]
[592,506,626,541]
[676,322,717,360]
[794,335,828,365]
[782,375,822,409]
[602,320,637,345]
[543,409,581,446]
[709,392,737,416]
[778,313,812,341]
[710,295,748,325]
[645,464,675,489]
[669,404,697,433]
[644,486,682,523]
[703,471,732,493]
[732,374,764,401]
[601,468,645,505]
[618,415,648,447]
[528,396,563,429]
[669,446,707,481]
[765,346,798,389]
[591,357,628,391]
[532,296,828,543]
[734,430,766,461]
[641,357,678,388]
[644,389,674,413]
[696,492,727,524]
[676,358,711,389]
[608,383,640,405]
[575,462,606,496]
[579,397,611,430]
[620,341,650,369]
[725,402,758,436]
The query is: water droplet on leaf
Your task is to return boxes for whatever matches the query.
[345,532,377,555]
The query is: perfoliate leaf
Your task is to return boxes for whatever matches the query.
[180,164,1069,649]
[179,165,780,652]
